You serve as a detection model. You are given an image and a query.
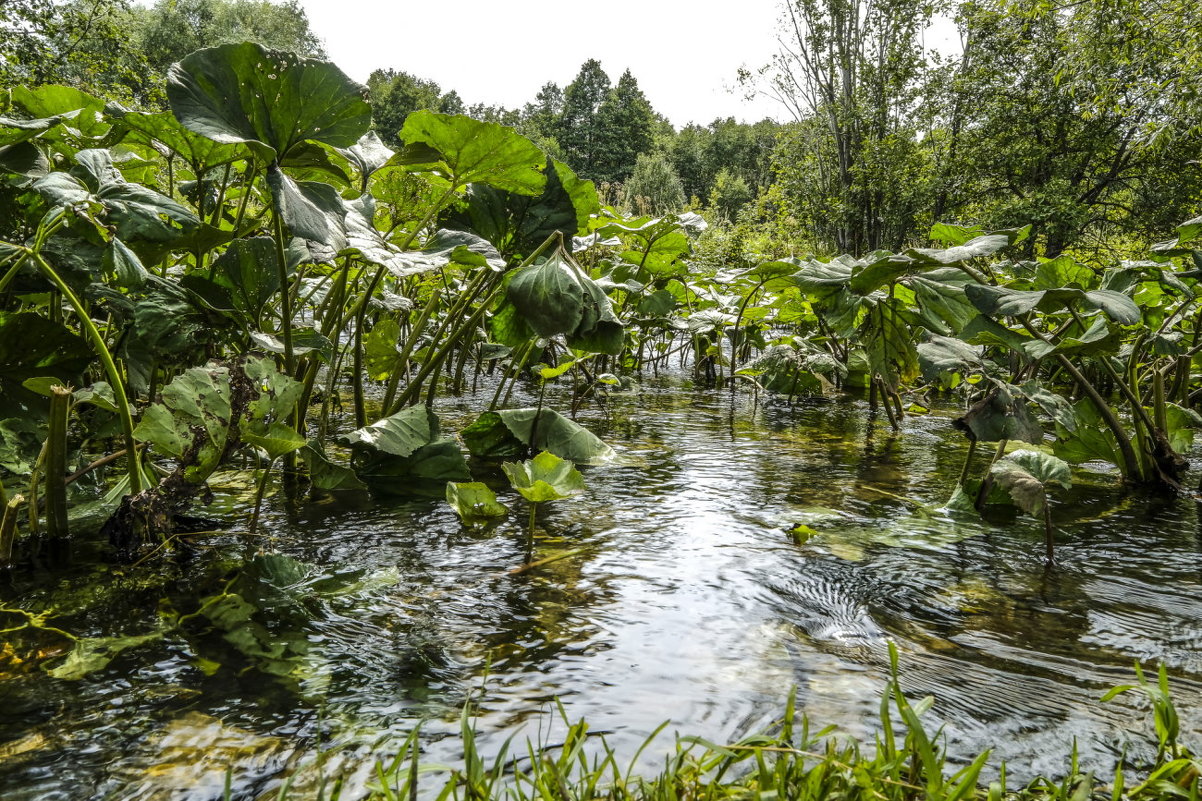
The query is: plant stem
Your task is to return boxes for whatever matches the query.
[45,385,71,538]
[0,494,22,565]
[28,251,142,493]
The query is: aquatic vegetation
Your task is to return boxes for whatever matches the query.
[3,35,1202,800]
[260,648,1200,801]
[503,450,586,541]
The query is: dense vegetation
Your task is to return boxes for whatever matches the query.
[1,0,1201,796]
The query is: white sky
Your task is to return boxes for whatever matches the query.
[296,0,960,129]
[297,0,792,127]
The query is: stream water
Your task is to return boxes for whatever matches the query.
[3,376,1202,799]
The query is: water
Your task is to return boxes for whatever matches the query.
[3,376,1202,799]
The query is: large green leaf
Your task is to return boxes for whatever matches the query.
[848,251,916,295]
[12,85,111,140]
[953,383,1043,444]
[266,166,348,251]
[916,336,989,382]
[35,149,228,259]
[502,408,614,464]
[988,449,1072,518]
[461,410,528,459]
[343,130,394,179]
[340,405,439,457]
[111,277,238,389]
[907,227,1028,265]
[506,250,624,353]
[0,114,63,147]
[134,365,233,483]
[241,421,306,461]
[502,451,585,503]
[0,140,49,180]
[354,438,471,493]
[444,158,599,260]
[241,354,302,424]
[0,313,93,417]
[394,111,546,195]
[113,109,249,171]
[167,42,371,164]
[364,318,403,380]
[302,442,367,491]
[461,408,615,465]
[965,284,1141,324]
[1034,255,1096,291]
[445,481,508,524]
[211,238,280,325]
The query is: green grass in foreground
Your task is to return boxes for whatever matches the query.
[271,648,1200,801]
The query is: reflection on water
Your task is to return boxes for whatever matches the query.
[3,376,1202,798]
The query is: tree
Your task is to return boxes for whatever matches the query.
[1,0,156,103]
[932,0,1202,257]
[132,0,323,71]
[708,168,754,221]
[622,152,686,215]
[593,69,656,184]
[557,59,611,178]
[368,69,444,146]
[759,0,935,253]
[520,81,563,140]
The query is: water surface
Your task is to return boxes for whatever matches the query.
[3,377,1201,799]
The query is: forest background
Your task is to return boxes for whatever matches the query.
[2,0,1200,264]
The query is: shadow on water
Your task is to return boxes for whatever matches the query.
[3,375,1202,798]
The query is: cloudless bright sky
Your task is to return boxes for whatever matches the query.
[296,0,792,127]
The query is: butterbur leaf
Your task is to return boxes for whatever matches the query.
[502,451,585,503]
[461,411,527,459]
[446,482,508,523]
[114,109,249,170]
[506,249,624,353]
[340,405,438,457]
[906,233,1015,265]
[988,449,1072,518]
[302,442,367,491]
[954,384,1043,444]
[242,421,306,461]
[355,439,471,493]
[445,158,599,260]
[966,284,1140,325]
[167,42,371,163]
[498,408,614,464]
[364,318,403,380]
[929,222,985,246]
[46,630,165,680]
[343,130,394,178]
[0,312,93,416]
[0,114,63,147]
[917,336,989,382]
[134,366,233,482]
[103,238,147,288]
[266,166,347,251]
[213,237,280,325]
[395,110,546,195]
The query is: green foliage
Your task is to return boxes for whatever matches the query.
[462,408,615,465]
[445,481,508,524]
[506,248,624,354]
[621,152,686,216]
[502,450,585,504]
[396,110,547,196]
[167,41,371,164]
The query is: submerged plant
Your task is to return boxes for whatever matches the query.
[445,481,508,525]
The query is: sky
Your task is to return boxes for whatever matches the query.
[295,1,962,129]
[296,0,796,127]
